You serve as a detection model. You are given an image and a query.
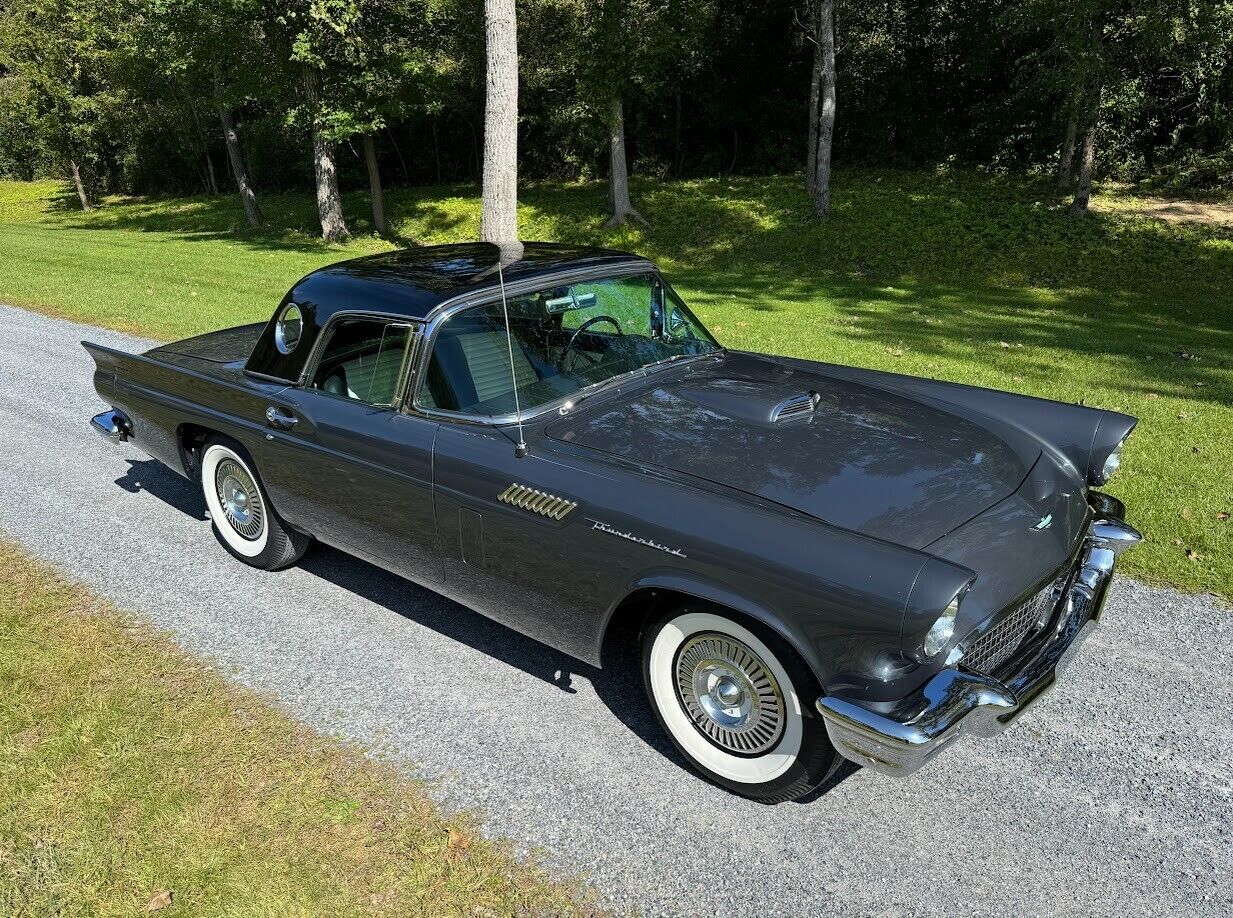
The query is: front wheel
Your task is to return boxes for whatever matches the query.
[200,438,310,570]
[642,606,841,803]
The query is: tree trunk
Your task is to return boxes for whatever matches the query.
[810,0,836,218]
[205,151,219,195]
[481,0,519,245]
[1057,95,1079,188]
[604,96,647,228]
[806,20,822,196]
[214,74,263,228]
[302,64,350,242]
[672,91,682,175]
[1070,19,1104,217]
[431,117,442,183]
[362,133,389,236]
[1069,83,1101,216]
[69,158,93,212]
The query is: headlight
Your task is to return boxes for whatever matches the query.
[923,594,961,657]
[1091,438,1125,485]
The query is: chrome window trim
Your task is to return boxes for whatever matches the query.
[296,309,424,412]
[274,303,304,355]
[405,259,710,426]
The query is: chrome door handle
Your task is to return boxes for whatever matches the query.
[265,406,298,430]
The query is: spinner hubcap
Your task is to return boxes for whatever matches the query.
[215,458,264,540]
[674,632,785,755]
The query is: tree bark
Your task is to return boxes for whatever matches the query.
[1069,82,1101,216]
[205,151,219,195]
[302,64,350,242]
[214,74,263,228]
[1057,95,1079,188]
[1070,19,1104,217]
[481,0,519,245]
[69,158,93,211]
[810,0,836,218]
[806,21,821,196]
[362,133,389,236]
[604,96,647,228]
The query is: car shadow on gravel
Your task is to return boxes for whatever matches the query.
[114,459,207,520]
[114,456,858,802]
[301,543,859,801]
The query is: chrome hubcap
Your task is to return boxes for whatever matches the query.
[215,458,264,540]
[674,633,785,755]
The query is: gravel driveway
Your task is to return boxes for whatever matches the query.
[1,303,1230,917]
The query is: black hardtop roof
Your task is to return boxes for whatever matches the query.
[290,241,647,322]
[245,241,649,382]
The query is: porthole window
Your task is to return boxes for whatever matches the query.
[274,304,303,354]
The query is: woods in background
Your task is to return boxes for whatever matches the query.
[1,0,1230,238]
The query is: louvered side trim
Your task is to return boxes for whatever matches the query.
[497,483,578,520]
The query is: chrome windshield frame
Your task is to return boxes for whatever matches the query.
[403,260,720,427]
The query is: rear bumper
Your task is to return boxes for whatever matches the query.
[90,409,131,443]
[816,492,1140,776]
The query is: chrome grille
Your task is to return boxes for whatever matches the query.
[963,580,1062,676]
[770,392,819,422]
[497,483,577,521]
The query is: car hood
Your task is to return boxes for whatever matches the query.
[545,352,1041,549]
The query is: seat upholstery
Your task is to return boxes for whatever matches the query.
[425,327,540,412]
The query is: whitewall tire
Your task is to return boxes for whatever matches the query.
[643,606,841,803]
[200,438,309,570]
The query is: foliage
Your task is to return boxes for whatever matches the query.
[1,0,1230,196]
[0,172,1229,599]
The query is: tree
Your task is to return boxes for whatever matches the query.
[594,0,647,227]
[805,0,836,217]
[481,0,518,244]
[0,0,133,210]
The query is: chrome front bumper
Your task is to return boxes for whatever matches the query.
[816,495,1141,777]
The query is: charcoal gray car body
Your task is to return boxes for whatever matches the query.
[84,242,1140,795]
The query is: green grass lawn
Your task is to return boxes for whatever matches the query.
[0,172,1229,599]
[0,540,604,916]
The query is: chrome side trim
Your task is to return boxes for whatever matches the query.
[90,409,131,443]
[816,494,1140,777]
[497,483,578,521]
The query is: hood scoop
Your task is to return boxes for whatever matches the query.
[770,391,821,423]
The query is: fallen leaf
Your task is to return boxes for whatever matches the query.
[1174,350,1195,360]
[885,346,904,357]
[1186,549,1203,561]
[1145,393,1160,400]
[1173,538,1184,546]
[998,341,1011,349]
[370,890,397,907]
[1180,507,1192,520]
[147,891,173,912]
[1178,411,1191,420]
[446,827,471,851]
[1217,511,1230,522]
[736,321,748,328]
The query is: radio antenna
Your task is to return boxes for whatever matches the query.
[495,244,528,458]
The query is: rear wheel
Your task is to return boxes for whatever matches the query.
[200,438,309,570]
[642,606,841,803]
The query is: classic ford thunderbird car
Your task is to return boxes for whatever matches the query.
[85,242,1140,802]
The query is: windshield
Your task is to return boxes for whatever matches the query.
[417,272,719,417]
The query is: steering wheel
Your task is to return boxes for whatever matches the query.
[562,315,623,371]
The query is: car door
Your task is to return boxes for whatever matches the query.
[257,314,443,585]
